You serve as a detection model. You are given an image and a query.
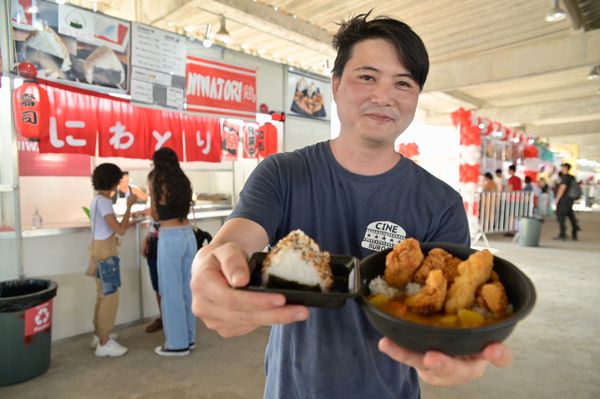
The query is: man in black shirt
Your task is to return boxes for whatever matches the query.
[553,163,580,240]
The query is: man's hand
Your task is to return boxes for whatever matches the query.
[379,338,511,385]
[190,241,309,338]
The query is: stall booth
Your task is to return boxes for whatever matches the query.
[0,0,331,341]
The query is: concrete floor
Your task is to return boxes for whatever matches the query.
[2,211,599,399]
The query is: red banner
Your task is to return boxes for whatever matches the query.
[38,85,98,155]
[97,98,149,159]
[221,119,241,161]
[145,108,184,160]
[257,122,278,158]
[24,300,53,338]
[182,115,222,162]
[186,56,257,119]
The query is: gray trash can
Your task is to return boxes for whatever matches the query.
[0,279,58,386]
[517,217,542,247]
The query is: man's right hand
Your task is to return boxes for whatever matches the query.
[190,241,309,338]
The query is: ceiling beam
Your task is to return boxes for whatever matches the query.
[526,121,600,137]
[543,133,600,146]
[147,0,335,56]
[424,30,600,92]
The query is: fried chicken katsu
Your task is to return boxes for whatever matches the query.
[444,249,494,314]
[477,281,509,317]
[406,269,447,314]
[414,248,461,285]
[384,238,424,288]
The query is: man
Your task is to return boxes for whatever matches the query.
[494,168,506,192]
[111,171,149,204]
[507,164,522,191]
[190,13,511,398]
[553,163,581,240]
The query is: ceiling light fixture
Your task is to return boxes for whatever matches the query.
[202,24,213,48]
[215,16,232,44]
[587,66,600,80]
[545,0,566,22]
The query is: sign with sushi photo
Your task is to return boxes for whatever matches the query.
[286,69,331,121]
[12,0,131,92]
[130,23,186,110]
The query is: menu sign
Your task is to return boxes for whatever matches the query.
[130,23,186,109]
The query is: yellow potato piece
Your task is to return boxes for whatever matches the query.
[437,315,458,327]
[368,294,390,308]
[457,309,485,328]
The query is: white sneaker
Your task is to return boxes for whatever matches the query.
[90,333,118,349]
[94,339,128,357]
[154,345,190,357]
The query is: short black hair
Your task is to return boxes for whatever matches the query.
[92,163,123,190]
[524,176,532,183]
[495,169,502,174]
[561,163,572,171]
[509,164,516,172]
[331,11,429,90]
[484,172,493,180]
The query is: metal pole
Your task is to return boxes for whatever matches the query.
[1,0,25,279]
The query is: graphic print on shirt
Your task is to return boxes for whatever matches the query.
[361,221,406,251]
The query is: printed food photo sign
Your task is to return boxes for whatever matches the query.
[12,0,130,92]
[286,69,331,121]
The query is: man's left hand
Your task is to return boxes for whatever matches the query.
[379,338,511,385]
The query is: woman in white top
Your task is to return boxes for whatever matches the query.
[88,163,136,357]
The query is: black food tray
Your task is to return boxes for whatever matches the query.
[242,252,360,308]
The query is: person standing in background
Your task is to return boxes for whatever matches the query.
[507,164,522,191]
[112,171,149,204]
[483,172,497,192]
[537,177,551,217]
[494,168,506,191]
[553,163,581,241]
[149,148,197,357]
[88,163,136,357]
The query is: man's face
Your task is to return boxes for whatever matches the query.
[560,166,568,175]
[118,175,130,191]
[332,38,420,147]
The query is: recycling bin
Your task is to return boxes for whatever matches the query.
[517,217,543,247]
[0,279,58,386]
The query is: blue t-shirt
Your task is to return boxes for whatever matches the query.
[229,141,470,399]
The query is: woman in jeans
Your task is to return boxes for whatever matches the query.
[149,148,197,356]
[88,163,136,357]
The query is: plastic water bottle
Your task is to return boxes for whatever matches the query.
[32,207,43,229]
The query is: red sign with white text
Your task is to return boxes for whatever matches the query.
[38,85,98,156]
[186,56,257,120]
[97,98,149,159]
[24,300,53,338]
[145,108,184,160]
[182,115,222,162]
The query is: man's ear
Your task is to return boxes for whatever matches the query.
[332,76,340,101]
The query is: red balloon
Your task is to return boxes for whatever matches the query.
[13,82,50,140]
[524,144,539,159]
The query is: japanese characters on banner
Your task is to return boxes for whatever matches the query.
[221,119,241,161]
[182,115,222,162]
[34,83,276,163]
[39,85,97,155]
[186,56,257,120]
[256,122,278,158]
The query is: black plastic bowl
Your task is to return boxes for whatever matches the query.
[359,242,536,356]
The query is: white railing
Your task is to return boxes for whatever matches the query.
[462,191,535,245]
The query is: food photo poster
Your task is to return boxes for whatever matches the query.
[286,69,331,121]
[11,0,130,92]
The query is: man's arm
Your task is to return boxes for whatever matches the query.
[555,183,567,203]
[190,217,309,338]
